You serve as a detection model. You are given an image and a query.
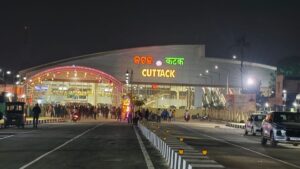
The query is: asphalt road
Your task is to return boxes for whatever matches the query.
[0,120,168,169]
[161,121,300,169]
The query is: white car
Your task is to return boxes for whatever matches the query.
[245,114,266,136]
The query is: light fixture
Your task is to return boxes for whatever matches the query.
[233,55,237,59]
[6,71,11,75]
[205,70,209,73]
[16,74,20,78]
[265,102,269,108]
[5,93,13,97]
[293,102,297,107]
[247,77,255,86]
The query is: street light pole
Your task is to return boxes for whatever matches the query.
[236,36,249,93]
[214,65,230,95]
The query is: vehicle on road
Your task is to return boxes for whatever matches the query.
[244,113,266,136]
[0,102,26,128]
[261,111,300,147]
[71,111,80,122]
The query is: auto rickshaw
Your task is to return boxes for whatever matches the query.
[0,102,26,128]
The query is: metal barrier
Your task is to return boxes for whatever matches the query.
[138,122,225,169]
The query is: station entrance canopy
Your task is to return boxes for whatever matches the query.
[25,66,123,106]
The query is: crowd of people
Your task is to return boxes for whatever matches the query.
[27,102,192,124]
[134,108,176,123]
[29,103,122,121]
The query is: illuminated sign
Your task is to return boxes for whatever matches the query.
[165,57,184,65]
[142,69,176,78]
[133,56,153,65]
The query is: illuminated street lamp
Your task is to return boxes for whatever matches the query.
[6,70,11,75]
[232,55,237,60]
[213,65,230,94]
[282,89,287,111]
[246,77,255,86]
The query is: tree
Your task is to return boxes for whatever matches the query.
[277,56,300,77]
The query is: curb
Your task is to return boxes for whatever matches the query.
[225,122,245,129]
[138,122,225,169]
[0,118,66,129]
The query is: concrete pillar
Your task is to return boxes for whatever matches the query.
[194,87,203,108]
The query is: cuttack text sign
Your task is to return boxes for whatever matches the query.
[133,55,184,66]
[142,69,176,78]
[133,56,153,65]
[133,55,183,79]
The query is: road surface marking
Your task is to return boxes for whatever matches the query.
[0,135,14,140]
[134,126,155,169]
[19,124,102,169]
[179,124,300,169]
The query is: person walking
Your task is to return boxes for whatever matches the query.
[184,109,190,122]
[32,103,41,128]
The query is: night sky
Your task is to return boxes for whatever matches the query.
[1,1,300,71]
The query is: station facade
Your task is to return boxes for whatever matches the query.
[20,45,276,109]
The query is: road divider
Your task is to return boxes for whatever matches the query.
[0,117,66,129]
[138,121,225,169]
[226,122,245,129]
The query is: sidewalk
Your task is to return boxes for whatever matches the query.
[0,117,66,128]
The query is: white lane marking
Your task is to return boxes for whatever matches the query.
[179,124,300,169]
[0,130,36,141]
[134,126,155,169]
[19,124,102,169]
[0,135,14,140]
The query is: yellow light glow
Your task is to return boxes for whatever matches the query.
[202,148,208,156]
[178,149,184,155]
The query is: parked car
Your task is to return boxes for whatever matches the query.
[245,113,266,136]
[261,111,300,147]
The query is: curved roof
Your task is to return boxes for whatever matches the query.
[19,45,276,87]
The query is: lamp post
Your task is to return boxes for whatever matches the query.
[282,89,287,111]
[214,65,230,95]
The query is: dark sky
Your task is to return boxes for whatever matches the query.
[1,1,300,71]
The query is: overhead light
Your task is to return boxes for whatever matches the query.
[265,102,269,108]
[5,93,13,97]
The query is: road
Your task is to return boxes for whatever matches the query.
[161,121,300,169]
[0,120,168,169]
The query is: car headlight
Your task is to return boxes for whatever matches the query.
[276,129,286,136]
